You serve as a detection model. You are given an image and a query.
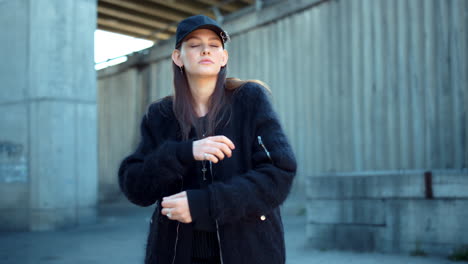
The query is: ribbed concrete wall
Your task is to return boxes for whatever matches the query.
[98,68,145,201]
[97,0,467,255]
[227,0,468,174]
[286,0,467,256]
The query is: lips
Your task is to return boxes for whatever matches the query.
[199,59,214,64]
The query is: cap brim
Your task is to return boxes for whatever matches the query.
[177,24,225,47]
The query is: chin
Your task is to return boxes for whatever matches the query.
[190,70,220,77]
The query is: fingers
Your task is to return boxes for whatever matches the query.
[163,191,186,201]
[203,153,219,163]
[161,207,173,216]
[211,135,236,150]
[193,135,236,162]
[160,194,192,223]
[162,207,189,222]
[211,141,233,158]
[206,146,225,161]
[203,136,235,161]
[161,199,178,208]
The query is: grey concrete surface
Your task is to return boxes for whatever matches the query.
[0,0,97,231]
[307,172,468,255]
[0,196,456,264]
[98,68,144,204]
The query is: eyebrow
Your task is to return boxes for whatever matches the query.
[185,36,221,42]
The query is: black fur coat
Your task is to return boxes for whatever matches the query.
[118,82,297,264]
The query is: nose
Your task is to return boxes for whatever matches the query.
[201,46,210,55]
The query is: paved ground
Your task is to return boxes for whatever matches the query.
[0,198,459,264]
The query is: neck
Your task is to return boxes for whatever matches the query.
[186,74,218,117]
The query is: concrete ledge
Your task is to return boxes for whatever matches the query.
[307,199,385,225]
[382,200,468,254]
[0,208,28,231]
[307,223,383,252]
[307,171,468,199]
[0,207,95,231]
[29,206,97,231]
[306,171,468,256]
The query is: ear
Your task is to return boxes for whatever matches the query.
[221,49,229,67]
[172,49,183,67]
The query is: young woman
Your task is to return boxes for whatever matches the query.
[118,15,297,264]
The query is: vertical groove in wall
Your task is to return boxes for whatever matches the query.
[413,0,426,170]
[373,0,384,171]
[461,0,468,169]
[424,0,435,168]
[302,10,313,178]
[396,0,406,169]
[451,0,463,169]
[330,0,340,172]
[310,8,319,177]
[386,0,396,170]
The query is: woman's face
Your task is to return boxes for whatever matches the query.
[172,29,228,78]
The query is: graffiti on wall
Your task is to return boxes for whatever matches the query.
[0,141,27,183]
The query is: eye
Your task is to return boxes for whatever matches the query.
[190,45,200,48]
[210,45,220,48]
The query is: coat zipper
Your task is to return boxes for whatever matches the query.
[171,177,184,264]
[184,136,270,264]
[257,136,273,163]
[210,161,225,264]
[171,223,181,264]
[205,136,271,264]
[215,220,224,264]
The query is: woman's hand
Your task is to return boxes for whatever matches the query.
[193,135,236,163]
[161,191,192,223]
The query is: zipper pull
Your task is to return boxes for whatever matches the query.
[257,135,264,145]
[257,136,273,162]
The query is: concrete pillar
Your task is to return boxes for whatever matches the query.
[0,0,97,231]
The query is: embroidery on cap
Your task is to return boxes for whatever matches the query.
[221,31,230,43]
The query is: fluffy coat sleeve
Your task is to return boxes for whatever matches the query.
[118,103,194,207]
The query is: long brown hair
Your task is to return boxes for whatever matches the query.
[172,62,271,140]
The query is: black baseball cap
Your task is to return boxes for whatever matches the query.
[175,15,230,48]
